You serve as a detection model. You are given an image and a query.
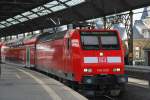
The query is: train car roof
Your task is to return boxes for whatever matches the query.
[23,34,40,45]
[37,31,67,41]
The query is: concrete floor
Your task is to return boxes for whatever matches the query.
[0,64,87,100]
[1,63,150,100]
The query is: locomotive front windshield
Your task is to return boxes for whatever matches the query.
[81,31,120,50]
[81,36,100,50]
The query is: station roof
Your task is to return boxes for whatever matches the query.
[0,0,150,37]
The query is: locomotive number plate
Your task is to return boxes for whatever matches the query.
[97,68,109,72]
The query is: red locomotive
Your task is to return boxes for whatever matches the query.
[3,29,127,96]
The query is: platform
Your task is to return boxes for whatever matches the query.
[0,64,88,100]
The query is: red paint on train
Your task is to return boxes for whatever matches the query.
[3,29,127,96]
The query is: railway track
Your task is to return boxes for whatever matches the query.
[88,95,117,100]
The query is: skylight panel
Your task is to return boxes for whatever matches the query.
[65,0,85,6]
[14,15,23,19]
[28,14,39,19]
[0,21,7,24]
[0,0,85,29]
[18,17,28,22]
[22,11,33,16]
[5,22,12,27]
[59,0,69,2]
[50,5,66,12]
[32,6,45,12]
[37,10,51,16]
[0,25,5,28]
[44,1,59,8]
[11,20,20,24]
[7,18,14,22]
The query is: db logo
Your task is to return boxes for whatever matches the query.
[99,57,107,63]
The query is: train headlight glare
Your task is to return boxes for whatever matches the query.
[84,68,92,72]
[118,77,126,83]
[84,69,88,72]
[113,68,121,72]
[86,79,92,84]
[116,68,121,72]
[100,52,104,56]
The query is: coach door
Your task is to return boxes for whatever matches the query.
[26,47,30,67]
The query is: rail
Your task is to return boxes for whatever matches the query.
[125,65,150,86]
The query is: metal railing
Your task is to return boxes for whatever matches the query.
[125,65,150,86]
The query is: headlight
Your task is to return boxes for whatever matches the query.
[84,68,92,72]
[118,77,126,83]
[117,75,128,83]
[82,76,93,84]
[86,79,92,84]
[113,68,121,72]
[84,68,88,72]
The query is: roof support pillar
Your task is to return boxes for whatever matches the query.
[103,16,107,29]
[10,35,12,40]
[127,10,133,65]
[4,37,6,41]
[23,33,25,37]
[16,34,18,39]
[41,30,44,34]
[67,24,73,29]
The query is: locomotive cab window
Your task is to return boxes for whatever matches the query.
[80,31,120,50]
[101,35,120,50]
[81,35,100,50]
